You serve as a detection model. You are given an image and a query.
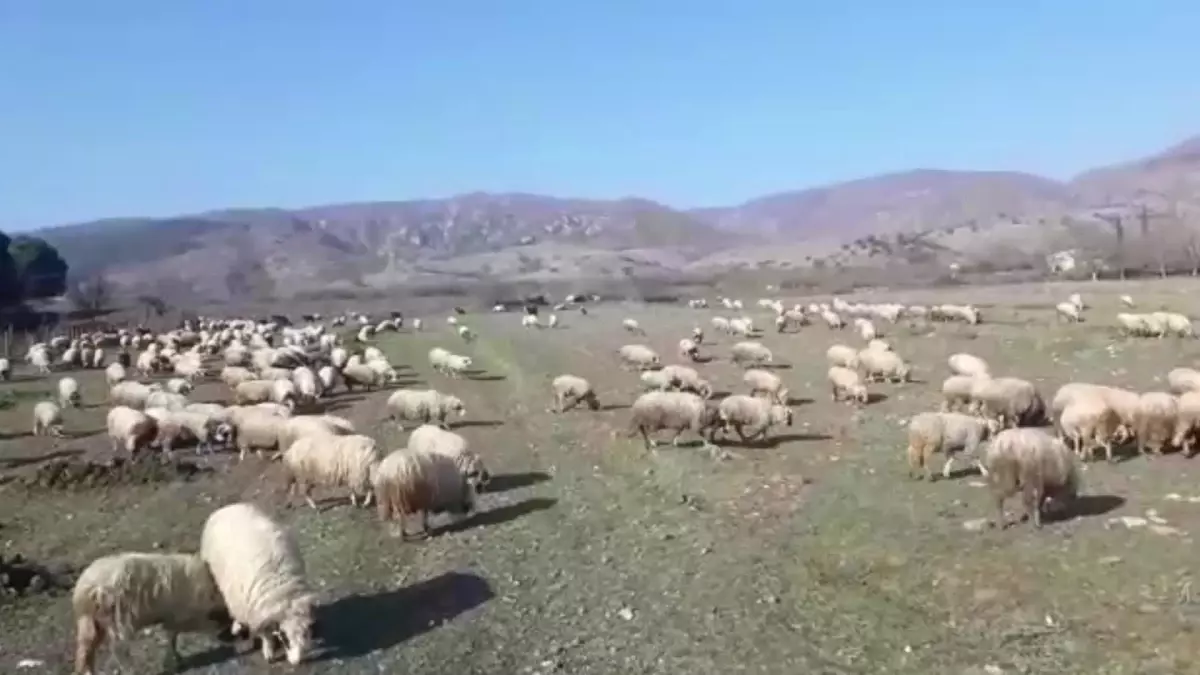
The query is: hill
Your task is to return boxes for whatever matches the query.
[29,134,1200,300]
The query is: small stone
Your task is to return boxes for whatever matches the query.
[1098,556,1122,566]
[617,607,634,621]
[962,518,990,532]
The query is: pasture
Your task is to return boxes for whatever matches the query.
[2,278,1200,674]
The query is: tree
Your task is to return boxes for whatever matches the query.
[67,273,113,315]
[1094,210,1127,280]
[137,294,168,323]
[8,235,68,300]
[0,232,21,308]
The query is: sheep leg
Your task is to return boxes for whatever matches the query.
[74,615,103,675]
[299,485,318,511]
[260,630,279,662]
[349,492,359,507]
[162,630,182,672]
[940,455,955,480]
[1023,485,1043,528]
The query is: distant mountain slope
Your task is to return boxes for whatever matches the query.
[27,133,1200,299]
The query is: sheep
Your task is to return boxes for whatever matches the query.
[29,346,51,374]
[457,325,477,342]
[521,314,541,329]
[947,353,989,378]
[1171,391,1200,457]
[1059,394,1125,463]
[0,356,9,380]
[730,341,773,368]
[972,377,1047,428]
[1055,302,1082,323]
[1168,367,1200,395]
[372,448,476,539]
[857,348,911,383]
[616,344,660,371]
[233,379,275,406]
[341,362,385,392]
[627,390,719,450]
[145,408,235,456]
[826,344,858,369]
[71,552,231,675]
[166,377,193,395]
[1068,292,1084,311]
[407,424,491,490]
[253,402,293,418]
[106,406,160,455]
[441,354,473,378]
[640,369,673,391]
[1120,294,1135,308]
[32,400,64,437]
[1135,392,1179,457]
[386,389,466,429]
[229,408,289,461]
[678,338,700,362]
[866,338,891,353]
[691,326,704,343]
[200,503,315,665]
[941,374,987,412]
[58,376,82,408]
[711,316,731,333]
[819,310,844,329]
[856,318,878,342]
[716,394,793,445]
[269,379,299,409]
[828,366,868,405]
[551,374,600,413]
[291,366,319,402]
[906,412,996,481]
[660,364,713,399]
[282,434,381,509]
[1163,312,1195,338]
[744,368,788,405]
[982,428,1080,529]
[220,366,257,390]
[145,390,189,412]
[109,380,161,409]
[316,365,340,394]
[729,317,755,336]
[622,318,646,335]
[277,414,356,451]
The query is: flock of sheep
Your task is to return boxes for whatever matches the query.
[2,285,1198,673]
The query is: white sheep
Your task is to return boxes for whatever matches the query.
[1168,367,1200,395]
[627,390,719,449]
[407,424,491,491]
[906,412,996,481]
[166,377,194,395]
[678,338,700,361]
[32,400,64,437]
[145,390,189,411]
[716,394,793,444]
[1059,394,1125,463]
[1055,301,1082,323]
[971,377,1046,429]
[109,380,159,409]
[372,448,477,539]
[200,502,315,665]
[941,374,988,412]
[622,318,646,335]
[548,314,559,329]
[730,341,773,368]
[457,325,477,342]
[386,389,466,429]
[857,348,911,383]
[106,406,160,455]
[947,353,990,378]
[828,366,868,404]
[982,428,1079,529]
[58,376,82,408]
[660,364,713,399]
[0,356,9,380]
[551,374,600,413]
[229,408,289,461]
[442,354,473,378]
[1135,392,1179,457]
[744,368,788,405]
[146,408,235,456]
[826,344,858,369]
[340,363,385,392]
[617,344,660,371]
[1120,294,1135,308]
[283,434,380,509]
[72,552,230,675]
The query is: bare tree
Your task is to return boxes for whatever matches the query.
[67,274,113,315]
[1093,210,1127,280]
[137,294,168,324]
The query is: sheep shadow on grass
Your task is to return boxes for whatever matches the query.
[787,396,815,407]
[453,419,504,429]
[465,371,507,382]
[757,363,792,371]
[1045,494,1126,524]
[866,392,889,404]
[599,402,630,411]
[183,572,495,669]
[441,497,557,535]
[717,432,833,449]
[483,471,552,493]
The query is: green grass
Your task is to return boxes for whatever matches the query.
[2,278,1200,673]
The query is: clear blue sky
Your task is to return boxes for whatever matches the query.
[2,1,1198,230]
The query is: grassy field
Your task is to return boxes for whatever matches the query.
[3,278,1200,674]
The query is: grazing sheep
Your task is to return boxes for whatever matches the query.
[277,414,356,451]
[521,314,541,329]
[947,353,989,378]
[972,377,1047,428]
[856,318,878,342]
[1171,391,1200,457]
[730,341,773,368]
[233,379,275,406]
[866,338,891,353]
[857,348,911,383]
[441,354,473,378]
[1167,367,1200,395]
[711,316,731,333]
[58,376,82,408]
[1162,312,1194,338]
[627,391,719,449]
[729,317,755,336]
[906,411,996,481]
[826,344,858,369]
[386,389,466,429]
[622,318,646,335]
[104,362,126,386]
[691,326,704,343]
[640,369,673,391]
[0,356,9,380]
[106,406,159,455]
[145,390,189,411]
[229,408,289,461]
[291,366,320,402]
[716,394,793,445]
[32,400,64,437]
[29,347,51,374]
[220,366,257,390]
[1135,392,1179,457]
[269,379,299,409]
[407,424,491,490]
[551,374,600,412]
[283,434,380,509]
[548,314,559,329]
[617,344,660,371]
[941,374,987,412]
[744,368,788,405]
[678,338,700,362]
[316,365,340,394]
[660,364,713,399]
[253,402,293,418]
[1055,302,1082,322]
[1059,395,1125,462]
[1120,294,1135,308]
[1068,292,1084,311]
[200,503,315,665]
[372,448,477,539]
[166,377,193,395]
[72,552,231,675]
[982,428,1079,529]
[828,366,868,404]
[109,380,161,409]
[457,325,476,342]
[341,362,385,392]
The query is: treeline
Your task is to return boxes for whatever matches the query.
[0,230,70,313]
